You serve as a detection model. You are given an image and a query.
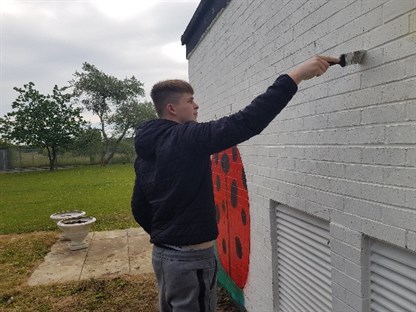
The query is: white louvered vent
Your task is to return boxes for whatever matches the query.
[276,207,332,312]
[370,240,416,312]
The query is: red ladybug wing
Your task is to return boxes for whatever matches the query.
[211,147,250,289]
[211,152,230,273]
[226,147,250,288]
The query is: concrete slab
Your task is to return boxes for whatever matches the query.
[27,227,152,286]
[93,229,128,240]
[129,231,153,275]
[29,263,83,285]
[81,258,130,280]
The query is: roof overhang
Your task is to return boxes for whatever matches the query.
[181,0,231,58]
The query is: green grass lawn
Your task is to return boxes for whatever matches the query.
[0,164,240,312]
[0,164,138,234]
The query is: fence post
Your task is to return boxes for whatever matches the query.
[0,149,7,170]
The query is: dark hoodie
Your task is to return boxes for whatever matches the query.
[131,74,298,245]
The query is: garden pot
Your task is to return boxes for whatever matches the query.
[57,216,96,251]
[50,210,86,241]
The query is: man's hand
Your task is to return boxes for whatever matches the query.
[288,55,340,85]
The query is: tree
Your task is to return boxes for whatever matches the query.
[71,62,156,166]
[106,99,155,162]
[69,127,102,164]
[115,137,136,163]
[0,139,12,148]
[0,82,86,171]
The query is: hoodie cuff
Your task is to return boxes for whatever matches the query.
[278,74,299,95]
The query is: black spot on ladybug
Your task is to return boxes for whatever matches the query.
[221,153,230,173]
[222,238,227,254]
[232,146,237,161]
[235,237,243,259]
[222,201,226,212]
[242,167,247,190]
[231,180,238,208]
[214,153,218,165]
[216,175,221,191]
[241,209,247,225]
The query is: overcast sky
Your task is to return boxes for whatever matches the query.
[0,0,199,123]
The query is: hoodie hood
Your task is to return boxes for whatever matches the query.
[134,119,178,160]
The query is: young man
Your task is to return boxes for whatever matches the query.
[131,55,338,312]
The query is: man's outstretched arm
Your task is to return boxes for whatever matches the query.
[181,55,339,155]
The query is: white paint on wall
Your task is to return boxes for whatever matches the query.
[187,1,416,311]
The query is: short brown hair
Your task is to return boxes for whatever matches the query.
[150,79,194,117]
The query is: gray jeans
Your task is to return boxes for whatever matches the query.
[152,244,218,312]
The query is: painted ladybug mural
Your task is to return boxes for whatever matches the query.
[211,146,250,289]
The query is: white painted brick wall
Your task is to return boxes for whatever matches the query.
[187,0,416,311]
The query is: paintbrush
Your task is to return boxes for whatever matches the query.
[329,50,366,67]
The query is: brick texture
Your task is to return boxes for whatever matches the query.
[187,1,416,311]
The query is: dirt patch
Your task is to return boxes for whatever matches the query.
[3,274,240,311]
[1,231,241,311]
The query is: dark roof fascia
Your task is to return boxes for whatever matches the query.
[181,0,231,58]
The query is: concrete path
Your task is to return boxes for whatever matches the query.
[28,227,152,286]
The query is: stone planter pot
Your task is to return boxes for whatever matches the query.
[57,216,96,251]
[50,210,86,241]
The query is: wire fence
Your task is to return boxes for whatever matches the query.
[0,146,135,171]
